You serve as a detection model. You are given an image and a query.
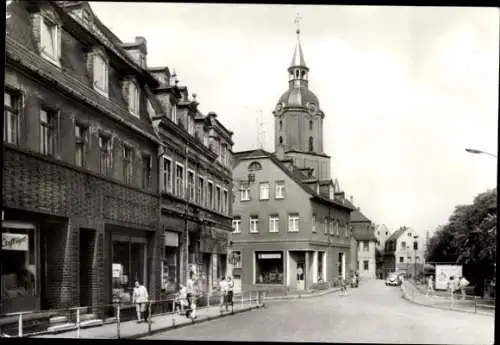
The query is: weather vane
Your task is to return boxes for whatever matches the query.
[293,13,302,35]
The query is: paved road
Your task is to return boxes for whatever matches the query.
[143,279,494,344]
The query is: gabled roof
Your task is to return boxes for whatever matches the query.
[350,209,371,223]
[386,228,407,242]
[352,228,377,242]
[234,149,354,211]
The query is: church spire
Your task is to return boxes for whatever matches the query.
[290,13,307,68]
[288,13,309,89]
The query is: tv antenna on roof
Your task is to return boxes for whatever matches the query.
[243,106,266,150]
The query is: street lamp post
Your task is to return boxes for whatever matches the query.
[465,148,497,158]
[413,235,419,281]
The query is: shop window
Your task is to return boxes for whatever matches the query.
[1,226,37,313]
[112,236,147,304]
[255,252,284,284]
[162,246,178,293]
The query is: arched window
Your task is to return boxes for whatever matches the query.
[248,161,262,171]
[279,136,283,145]
[309,120,313,130]
[279,120,283,130]
[295,70,299,78]
[308,137,313,152]
[301,71,305,79]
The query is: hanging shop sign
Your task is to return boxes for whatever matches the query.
[2,233,29,251]
[164,231,179,247]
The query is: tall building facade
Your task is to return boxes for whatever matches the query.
[229,23,355,293]
[2,1,233,323]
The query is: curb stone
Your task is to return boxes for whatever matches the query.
[401,284,494,316]
[132,305,260,339]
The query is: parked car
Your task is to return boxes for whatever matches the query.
[385,273,402,286]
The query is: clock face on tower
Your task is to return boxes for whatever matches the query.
[306,102,317,115]
[275,102,284,114]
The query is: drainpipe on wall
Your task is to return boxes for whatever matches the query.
[184,137,189,285]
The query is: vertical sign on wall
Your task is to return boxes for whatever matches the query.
[212,253,218,289]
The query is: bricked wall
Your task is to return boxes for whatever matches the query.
[3,147,160,309]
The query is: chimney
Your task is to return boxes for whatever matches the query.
[334,191,345,200]
[350,195,354,203]
[122,36,148,69]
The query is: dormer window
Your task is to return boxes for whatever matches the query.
[147,100,155,119]
[187,115,194,135]
[171,104,177,123]
[93,53,108,97]
[81,9,92,26]
[40,16,60,66]
[128,81,140,117]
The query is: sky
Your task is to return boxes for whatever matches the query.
[89,3,499,236]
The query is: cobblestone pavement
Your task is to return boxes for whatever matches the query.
[143,279,494,344]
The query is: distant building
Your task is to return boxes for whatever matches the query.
[382,226,425,278]
[374,224,391,252]
[350,209,377,279]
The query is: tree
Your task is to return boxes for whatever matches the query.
[426,188,497,295]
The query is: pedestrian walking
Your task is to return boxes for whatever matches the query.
[458,276,469,300]
[132,281,149,323]
[425,275,435,298]
[226,276,234,311]
[185,272,198,319]
[174,284,188,314]
[218,276,228,312]
[340,278,348,296]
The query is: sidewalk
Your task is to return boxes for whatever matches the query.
[401,281,495,316]
[264,286,341,301]
[32,301,259,339]
[23,286,341,339]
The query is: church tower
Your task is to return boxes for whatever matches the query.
[273,15,331,180]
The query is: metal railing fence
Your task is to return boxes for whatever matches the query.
[0,290,267,338]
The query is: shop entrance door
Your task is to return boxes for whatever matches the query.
[296,260,305,291]
[79,229,95,307]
